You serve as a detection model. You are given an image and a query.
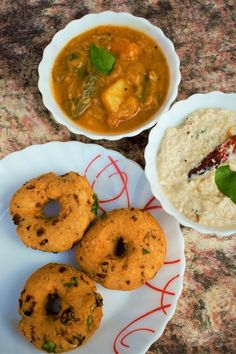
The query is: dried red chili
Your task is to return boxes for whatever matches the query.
[188,135,236,179]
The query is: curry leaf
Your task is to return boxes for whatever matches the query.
[142,248,150,254]
[41,339,57,353]
[91,194,99,215]
[215,165,236,204]
[64,276,78,288]
[90,44,115,74]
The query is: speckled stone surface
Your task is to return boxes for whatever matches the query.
[0,1,236,353]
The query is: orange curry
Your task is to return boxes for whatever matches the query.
[52,26,169,134]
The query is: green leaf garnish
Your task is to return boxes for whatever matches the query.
[215,165,236,204]
[90,44,116,75]
[142,248,150,254]
[70,73,98,118]
[68,52,79,61]
[87,314,93,329]
[64,276,78,288]
[91,194,99,215]
[41,339,57,353]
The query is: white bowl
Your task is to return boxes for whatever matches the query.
[38,11,181,140]
[145,91,236,237]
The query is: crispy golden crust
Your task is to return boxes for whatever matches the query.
[9,172,96,252]
[76,208,166,290]
[18,263,103,353]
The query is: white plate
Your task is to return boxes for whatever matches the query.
[0,141,185,354]
[38,11,181,140]
[145,91,236,236]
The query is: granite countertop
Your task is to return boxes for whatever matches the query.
[0,1,235,353]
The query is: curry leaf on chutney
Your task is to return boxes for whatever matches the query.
[215,165,236,204]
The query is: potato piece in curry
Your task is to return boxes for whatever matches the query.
[52,26,169,134]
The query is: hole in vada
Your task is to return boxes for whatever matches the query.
[42,199,61,218]
[46,293,61,315]
[114,237,127,258]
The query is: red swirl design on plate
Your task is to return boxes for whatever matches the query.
[143,196,162,211]
[164,259,181,265]
[121,328,155,348]
[84,155,130,209]
[113,270,180,353]
[113,304,171,354]
[146,274,180,315]
[84,154,101,175]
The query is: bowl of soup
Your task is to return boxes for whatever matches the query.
[38,11,181,140]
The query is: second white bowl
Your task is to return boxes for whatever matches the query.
[145,91,236,237]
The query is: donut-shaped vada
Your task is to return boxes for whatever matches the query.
[18,263,103,353]
[10,172,98,252]
[76,208,167,290]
